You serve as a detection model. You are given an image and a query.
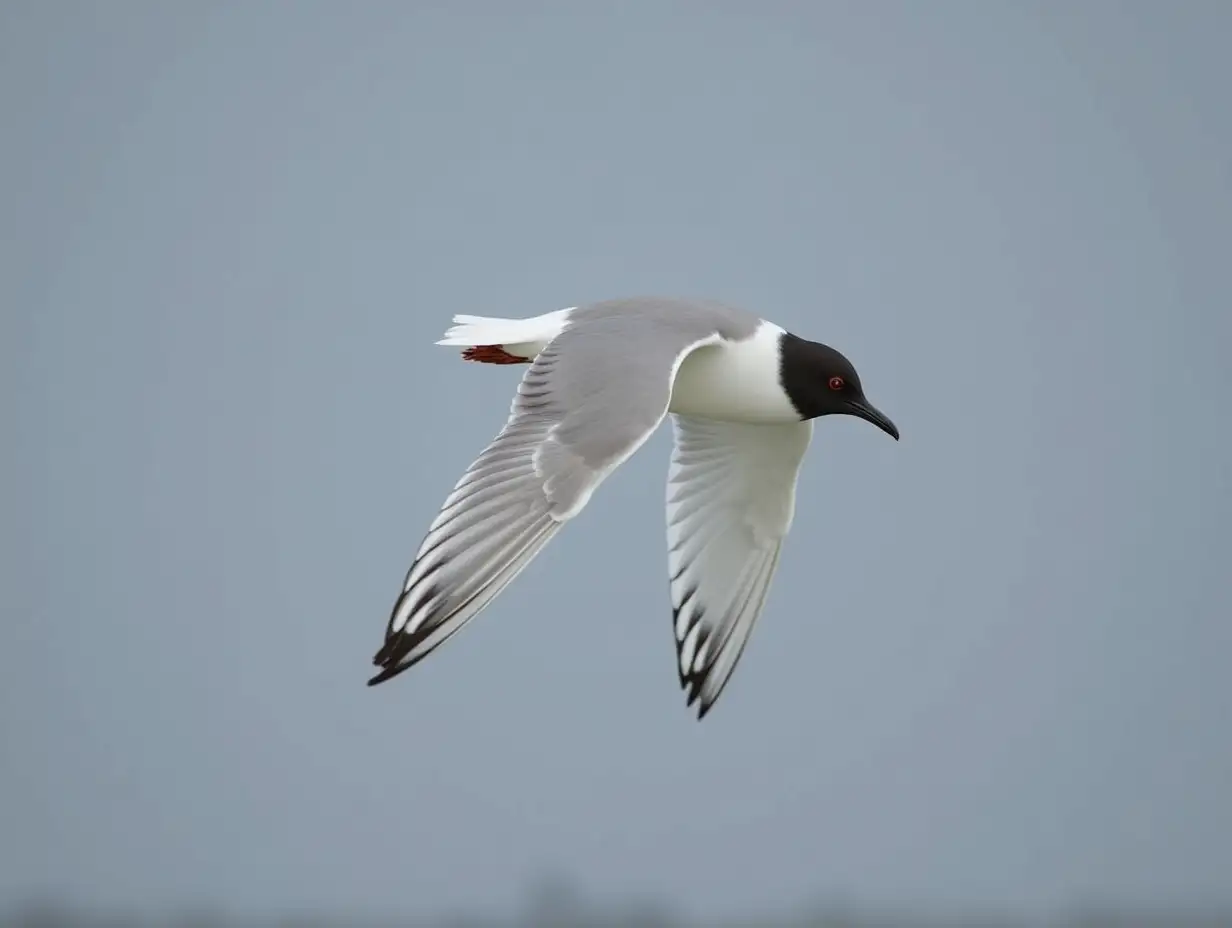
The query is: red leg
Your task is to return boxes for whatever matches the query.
[462,345,530,364]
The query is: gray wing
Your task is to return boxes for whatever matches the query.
[666,415,813,718]
[370,301,747,685]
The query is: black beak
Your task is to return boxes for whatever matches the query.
[849,399,899,441]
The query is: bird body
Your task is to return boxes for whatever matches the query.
[443,302,798,424]
[371,297,898,718]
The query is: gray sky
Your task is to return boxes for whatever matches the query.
[3,0,1230,920]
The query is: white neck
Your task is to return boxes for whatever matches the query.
[668,320,800,423]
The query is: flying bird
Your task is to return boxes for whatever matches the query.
[369,297,899,718]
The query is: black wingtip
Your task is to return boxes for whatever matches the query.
[680,672,715,721]
[372,644,391,667]
[368,638,409,687]
[368,625,436,687]
[367,662,405,687]
[683,679,705,716]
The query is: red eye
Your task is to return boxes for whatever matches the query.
[829,376,845,391]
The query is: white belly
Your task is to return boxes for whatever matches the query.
[668,322,800,424]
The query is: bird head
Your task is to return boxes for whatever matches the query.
[779,333,899,440]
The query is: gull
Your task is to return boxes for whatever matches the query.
[369,297,899,718]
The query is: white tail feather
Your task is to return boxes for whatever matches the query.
[436,307,574,356]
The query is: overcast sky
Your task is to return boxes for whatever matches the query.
[3,1,1230,920]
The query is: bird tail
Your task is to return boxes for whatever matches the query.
[436,308,573,364]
